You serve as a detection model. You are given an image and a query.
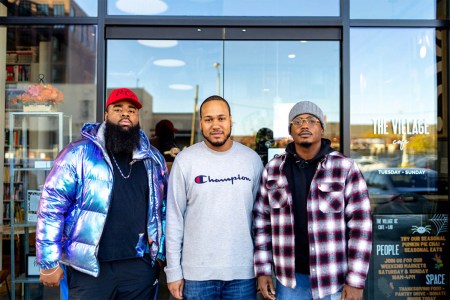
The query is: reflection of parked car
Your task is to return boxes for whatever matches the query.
[363,168,439,214]
[413,155,437,170]
[355,157,387,172]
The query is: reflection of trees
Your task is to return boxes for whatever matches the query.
[408,134,436,155]
[233,135,293,151]
[233,135,256,149]
[356,125,437,156]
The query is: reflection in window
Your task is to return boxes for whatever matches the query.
[107,0,339,17]
[107,40,222,148]
[351,29,437,168]
[350,28,448,214]
[225,41,340,150]
[54,4,65,16]
[350,0,442,20]
[18,1,31,15]
[2,1,98,17]
[107,39,340,154]
[36,4,49,16]
[2,25,98,138]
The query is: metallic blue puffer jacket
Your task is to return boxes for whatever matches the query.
[36,122,167,277]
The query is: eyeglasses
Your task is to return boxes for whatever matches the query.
[112,107,137,115]
[291,117,321,127]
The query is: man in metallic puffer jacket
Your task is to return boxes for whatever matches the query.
[36,88,167,299]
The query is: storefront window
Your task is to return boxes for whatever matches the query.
[0,24,97,297]
[107,0,339,17]
[351,28,449,299]
[2,25,97,120]
[0,0,97,17]
[107,39,340,162]
[350,28,447,214]
[350,0,446,20]
[1,23,97,217]
[107,39,222,150]
[224,41,340,152]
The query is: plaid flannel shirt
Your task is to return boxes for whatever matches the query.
[253,151,372,299]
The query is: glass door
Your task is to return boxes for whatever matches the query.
[106,27,338,299]
[106,35,340,160]
[223,40,340,154]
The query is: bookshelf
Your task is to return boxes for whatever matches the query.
[7,112,72,299]
[5,50,38,84]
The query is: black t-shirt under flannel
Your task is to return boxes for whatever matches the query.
[98,152,149,261]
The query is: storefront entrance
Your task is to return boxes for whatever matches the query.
[105,26,449,299]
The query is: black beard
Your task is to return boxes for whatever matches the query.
[300,142,312,148]
[105,121,141,154]
[201,130,231,147]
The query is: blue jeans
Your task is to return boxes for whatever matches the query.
[276,273,342,300]
[183,278,257,300]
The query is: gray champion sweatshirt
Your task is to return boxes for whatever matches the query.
[165,141,263,282]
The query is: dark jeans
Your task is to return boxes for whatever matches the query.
[67,255,160,300]
[183,278,257,300]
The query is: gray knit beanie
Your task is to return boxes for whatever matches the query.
[288,101,325,130]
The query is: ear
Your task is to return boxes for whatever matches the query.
[104,111,108,122]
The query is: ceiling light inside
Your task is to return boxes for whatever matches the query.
[153,59,186,67]
[169,84,193,90]
[116,0,168,15]
[138,40,178,48]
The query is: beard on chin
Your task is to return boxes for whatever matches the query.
[105,121,141,154]
[300,142,312,148]
[201,130,231,147]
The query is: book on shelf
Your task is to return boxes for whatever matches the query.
[4,203,10,219]
[14,203,24,222]
[3,168,9,183]
[6,65,15,81]
[5,65,31,82]
[27,191,41,223]
[3,167,25,182]
[16,50,35,64]
[6,51,18,64]
[14,184,24,201]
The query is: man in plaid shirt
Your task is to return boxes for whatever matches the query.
[253,101,372,300]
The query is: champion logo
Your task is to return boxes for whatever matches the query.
[194,174,251,185]
[195,175,208,184]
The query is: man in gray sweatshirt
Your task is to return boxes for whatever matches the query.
[165,95,263,300]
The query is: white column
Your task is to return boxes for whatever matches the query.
[38,41,52,83]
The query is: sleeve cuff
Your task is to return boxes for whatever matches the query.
[164,265,183,283]
[346,272,367,289]
[156,253,166,262]
[255,264,273,277]
[39,261,60,271]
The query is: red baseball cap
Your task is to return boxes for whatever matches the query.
[106,88,142,109]
[155,119,178,135]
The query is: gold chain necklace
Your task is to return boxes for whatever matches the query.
[110,153,135,179]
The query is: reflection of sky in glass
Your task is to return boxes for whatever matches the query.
[107,0,339,16]
[107,40,222,113]
[350,29,436,125]
[350,0,437,19]
[225,41,339,137]
[107,40,340,136]
[74,0,98,16]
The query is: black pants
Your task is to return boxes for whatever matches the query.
[67,255,160,300]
